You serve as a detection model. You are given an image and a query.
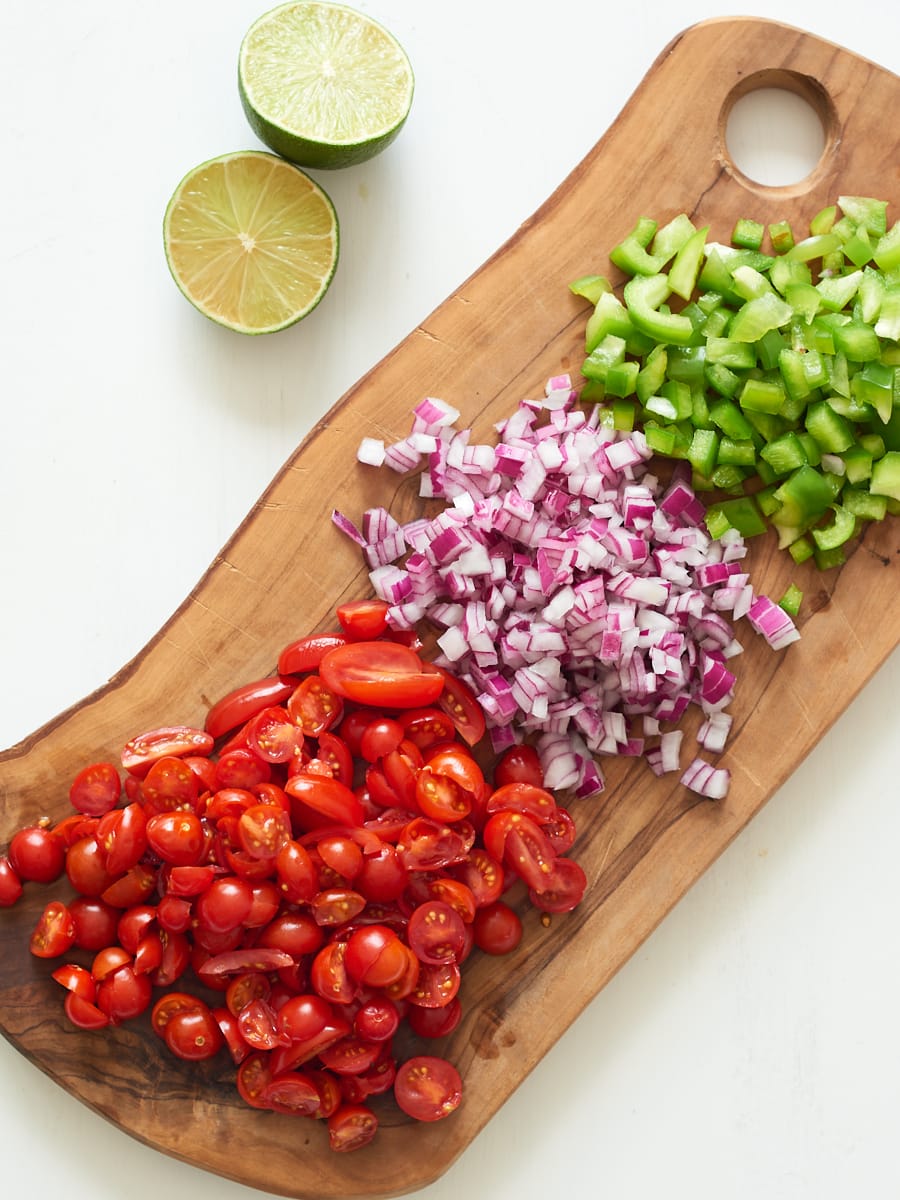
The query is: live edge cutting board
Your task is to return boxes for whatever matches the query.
[1,17,899,1200]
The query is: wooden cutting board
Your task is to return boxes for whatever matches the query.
[1,16,898,1200]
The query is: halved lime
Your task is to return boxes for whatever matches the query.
[163,150,339,335]
[238,1,414,170]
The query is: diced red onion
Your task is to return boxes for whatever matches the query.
[344,376,801,801]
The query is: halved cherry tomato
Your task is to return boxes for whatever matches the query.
[244,706,304,764]
[68,897,120,951]
[528,856,588,913]
[121,726,214,778]
[393,1055,463,1121]
[406,996,462,1039]
[319,642,445,709]
[427,666,486,746]
[316,731,353,787]
[261,1071,321,1115]
[344,925,409,988]
[237,804,291,860]
[398,708,457,751]
[140,756,201,814]
[494,742,544,787]
[51,962,96,1000]
[285,774,365,830]
[415,766,472,823]
[205,676,296,740]
[97,802,148,876]
[336,599,390,641]
[407,901,467,965]
[64,991,109,1030]
[327,1104,378,1152]
[277,632,347,677]
[288,676,344,737]
[0,857,22,907]
[165,1004,225,1060]
[68,762,121,816]
[485,781,558,823]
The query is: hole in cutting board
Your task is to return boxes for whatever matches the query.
[724,83,827,187]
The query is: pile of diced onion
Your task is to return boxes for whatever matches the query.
[333,376,799,801]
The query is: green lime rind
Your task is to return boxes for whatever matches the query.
[237,1,414,171]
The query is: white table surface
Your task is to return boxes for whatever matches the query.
[2,2,899,1197]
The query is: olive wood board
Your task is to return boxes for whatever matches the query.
[2,16,899,1200]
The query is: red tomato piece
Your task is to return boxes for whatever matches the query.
[51,962,96,1001]
[344,924,409,988]
[407,901,467,965]
[68,762,121,816]
[428,666,486,746]
[244,706,305,764]
[319,641,445,709]
[485,781,558,823]
[96,964,152,1023]
[277,631,347,677]
[319,1036,382,1076]
[358,717,404,763]
[287,675,344,737]
[96,802,148,876]
[64,991,109,1030]
[261,1071,321,1115]
[415,766,472,823]
[399,708,457,751]
[528,856,588,913]
[396,818,471,873]
[137,755,201,814]
[494,741,544,787]
[8,825,65,884]
[285,773,365,830]
[336,599,390,641]
[205,675,296,740]
[214,748,272,790]
[0,857,23,907]
[407,961,461,1009]
[146,810,206,866]
[327,1104,379,1152]
[237,804,292,860]
[121,726,214,778]
[165,1005,225,1060]
[67,897,120,951]
[407,996,463,1039]
[472,900,523,955]
[393,1055,463,1122]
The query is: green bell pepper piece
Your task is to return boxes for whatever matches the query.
[623,274,695,346]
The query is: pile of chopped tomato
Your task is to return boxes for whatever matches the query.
[0,599,586,1152]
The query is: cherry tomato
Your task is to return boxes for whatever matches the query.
[146,811,206,866]
[285,773,365,829]
[494,741,544,787]
[261,1071,321,1115]
[65,835,113,896]
[287,676,344,737]
[96,802,148,875]
[91,945,133,981]
[407,901,467,965]
[151,990,205,1037]
[399,708,457,751]
[336,599,390,641]
[354,841,408,903]
[52,962,96,1000]
[8,824,65,884]
[429,666,486,746]
[319,641,445,709]
[359,717,404,762]
[68,897,120,951]
[327,1104,379,1152]
[486,781,557,823]
[472,900,523,955]
[0,857,23,907]
[319,1036,382,1076]
[310,941,356,1005]
[243,706,304,764]
[256,912,324,959]
[315,731,353,787]
[68,762,121,816]
[165,864,218,897]
[30,900,76,958]
[214,748,271,790]
[274,840,318,903]
[140,756,201,814]
[353,998,400,1043]
[344,925,409,987]
[311,888,366,927]
[528,856,588,913]
[100,863,156,908]
[407,996,463,1039]
[121,726,214,778]
[117,904,158,954]
[96,964,152,1023]
[205,675,296,740]
[397,818,471,872]
[193,876,253,933]
[415,766,472,822]
[483,811,556,891]
[394,1056,463,1122]
[237,804,291,860]
[165,1005,225,1061]
[236,1053,274,1109]
[277,631,347,676]
[64,992,109,1030]
[408,961,461,1010]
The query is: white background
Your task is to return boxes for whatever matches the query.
[2,2,899,1198]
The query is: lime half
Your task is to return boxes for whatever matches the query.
[163,150,339,335]
[238,1,414,170]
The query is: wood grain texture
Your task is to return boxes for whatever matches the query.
[1,16,899,1200]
